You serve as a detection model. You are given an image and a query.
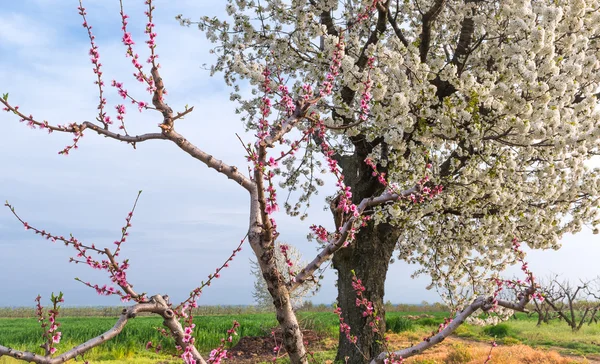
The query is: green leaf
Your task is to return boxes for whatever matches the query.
[2,93,8,101]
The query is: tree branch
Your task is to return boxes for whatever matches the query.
[356,1,389,69]
[82,121,168,143]
[165,129,254,191]
[260,99,315,148]
[419,0,446,63]
[387,11,409,47]
[0,297,206,364]
[0,99,167,145]
[452,16,475,74]
[371,286,535,363]
[291,185,418,290]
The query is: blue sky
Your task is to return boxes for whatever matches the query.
[0,0,598,308]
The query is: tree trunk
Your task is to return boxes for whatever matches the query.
[248,208,308,364]
[588,308,598,325]
[536,312,543,326]
[272,287,308,363]
[333,220,399,364]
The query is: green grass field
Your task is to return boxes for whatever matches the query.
[0,309,598,363]
[454,315,600,357]
[0,314,279,362]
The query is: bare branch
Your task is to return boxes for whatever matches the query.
[82,121,168,143]
[165,129,254,191]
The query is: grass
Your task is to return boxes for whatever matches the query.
[0,310,599,363]
[450,314,600,357]
[0,314,279,356]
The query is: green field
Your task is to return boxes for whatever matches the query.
[0,309,599,363]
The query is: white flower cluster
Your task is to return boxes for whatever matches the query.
[193,0,600,308]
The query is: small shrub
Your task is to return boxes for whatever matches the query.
[453,325,476,338]
[386,316,414,333]
[445,343,473,364]
[416,318,440,327]
[502,336,521,345]
[483,323,511,338]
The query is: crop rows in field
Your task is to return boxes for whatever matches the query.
[0,314,275,354]
[0,311,449,357]
[4,310,598,363]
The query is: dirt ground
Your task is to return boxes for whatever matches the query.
[390,334,600,364]
[224,329,600,364]
[227,328,329,363]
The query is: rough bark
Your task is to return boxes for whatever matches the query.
[272,286,307,363]
[248,185,309,364]
[333,221,400,364]
[330,121,396,363]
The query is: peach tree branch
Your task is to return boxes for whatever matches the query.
[0,296,207,364]
[291,186,419,290]
[370,285,535,363]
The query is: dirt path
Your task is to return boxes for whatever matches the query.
[450,336,600,364]
[386,333,600,364]
[224,330,600,363]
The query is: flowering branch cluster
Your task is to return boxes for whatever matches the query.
[358,57,375,122]
[271,330,283,362]
[355,0,381,23]
[78,1,107,128]
[489,238,544,313]
[335,271,407,363]
[117,0,159,94]
[0,0,176,155]
[3,193,248,364]
[274,243,296,280]
[364,158,387,186]
[483,340,498,363]
[370,238,539,364]
[206,321,240,364]
[5,191,143,303]
[35,293,64,357]
[334,305,357,345]
[422,316,453,343]
[176,236,246,320]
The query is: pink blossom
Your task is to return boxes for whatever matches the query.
[137,101,147,112]
[122,32,134,46]
[52,332,62,344]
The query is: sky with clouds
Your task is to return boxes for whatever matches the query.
[0,0,599,308]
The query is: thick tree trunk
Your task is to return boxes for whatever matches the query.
[333,221,399,364]
[257,252,307,363]
[248,194,308,364]
[255,248,307,363]
[272,286,308,363]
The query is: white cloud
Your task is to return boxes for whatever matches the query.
[0,12,57,48]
